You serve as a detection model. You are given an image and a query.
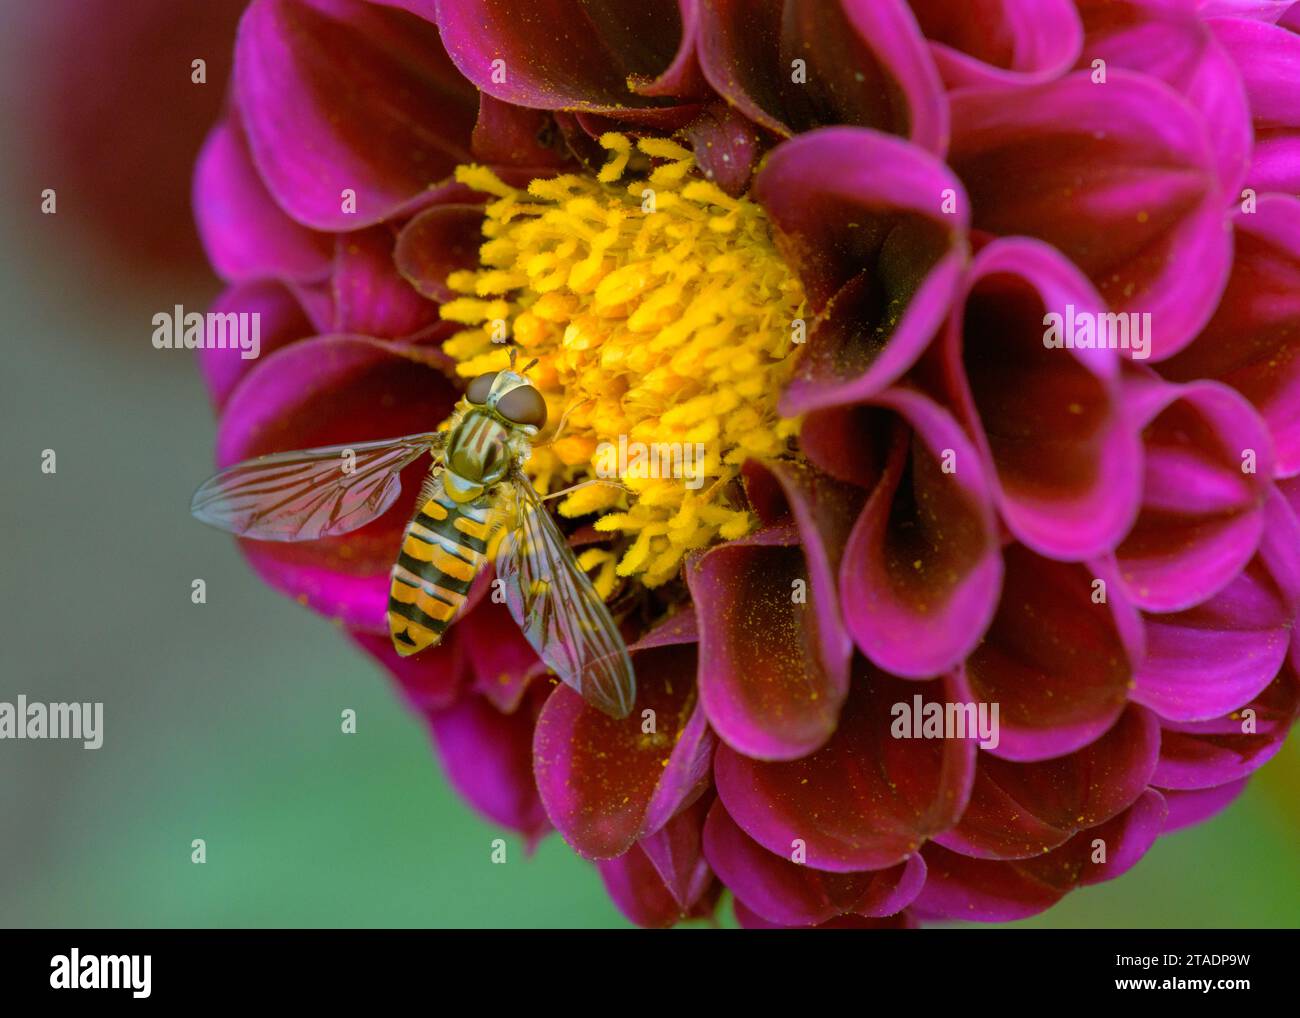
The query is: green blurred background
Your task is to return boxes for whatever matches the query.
[1,0,1296,929]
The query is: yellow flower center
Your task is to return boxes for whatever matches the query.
[439,134,806,593]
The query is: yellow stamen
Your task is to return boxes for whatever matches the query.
[441,135,806,588]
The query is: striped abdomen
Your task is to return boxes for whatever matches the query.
[387,472,495,657]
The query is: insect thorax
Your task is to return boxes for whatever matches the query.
[444,407,525,499]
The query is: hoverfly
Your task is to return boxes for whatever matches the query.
[190,352,635,719]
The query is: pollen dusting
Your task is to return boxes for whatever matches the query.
[439,133,807,589]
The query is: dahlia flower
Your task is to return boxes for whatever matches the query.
[193,0,1300,927]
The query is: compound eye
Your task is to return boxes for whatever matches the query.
[497,385,547,428]
[466,372,497,405]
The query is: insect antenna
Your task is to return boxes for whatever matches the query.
[540,477,630,502]
[534,396,594,448]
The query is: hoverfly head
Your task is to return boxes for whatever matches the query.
[464,368,548,434]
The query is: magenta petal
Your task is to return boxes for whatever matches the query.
[1158,779,1248,832]
[703,798,926,926]
[754,128,968,414]
[199,281,316,409]
[1249,130,1300,193]
[436,0,687,111]
[916,790,1166,920]
[1212,15,1300,195]
[689,524,850,760]
[429,687,550,844]
[1115,374,1272,612]
[949,71,1230,361]
[1133,548,1296,722]
[1160,196,1300,478]
[193,116,332,283]
[332,226,441,339]
[838,390,1002,677]
[912,0,1083,87]
[696,0,948,153]
[1154,656,1300,789]
[714,667,975,873]
[941,237,1142,560]
[235,0,477,230]
[1197,1,1296,22]
[1074,789,1168,887]
[966,545,1144,762]
[934,705,1160,860]
[1079,0,1253,198]
[1262,486,1300,608]
[288,279,336,333]
[213,334,458,631]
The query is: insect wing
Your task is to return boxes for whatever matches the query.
[191,432,442,541]
[496,474,636,718]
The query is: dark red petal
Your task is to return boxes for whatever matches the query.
[714,666,975,873]
[914,0,1083,88]
[532,640,704,859]
[395,204,486,305]
[965,545,1143,761]
[678,103,767,198]
[916,790,1167,920]
[471,93,571,169]
[1158,779,1247,832]
[934,705,1160,860]
[459,594,545,714]
[1079,0,1252,198]
[1134,549,1297,722]
[436,0,689,111]
[689,524,851,760]
[696,0,947,152]
[703,798,925,927]
[635,794,716,913]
